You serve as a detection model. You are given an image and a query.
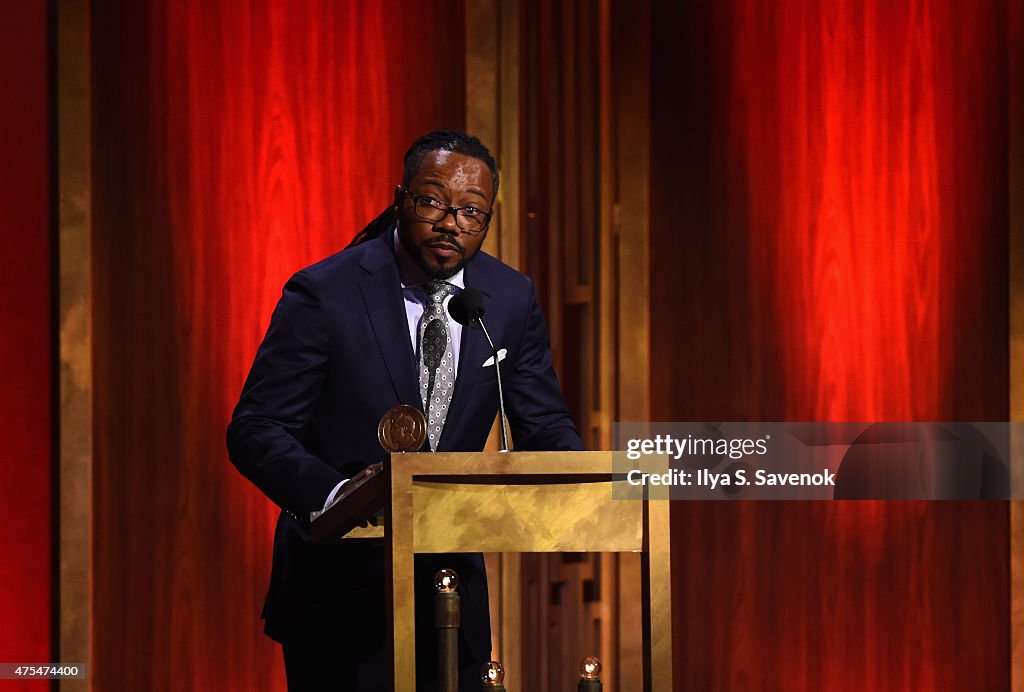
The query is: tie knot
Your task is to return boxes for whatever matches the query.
[423,281,453,303]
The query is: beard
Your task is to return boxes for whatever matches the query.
[397,226,474,280]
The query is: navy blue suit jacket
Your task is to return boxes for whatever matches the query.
[227,232,581,657]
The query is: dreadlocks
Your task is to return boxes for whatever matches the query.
[346,205,398,248]
[346,130,499,248]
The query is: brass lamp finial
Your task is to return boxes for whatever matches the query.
[579,656,602,681]
[434,568,459,593]
[481,660,505,685]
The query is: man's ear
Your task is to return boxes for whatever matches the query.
[393,185,403,210]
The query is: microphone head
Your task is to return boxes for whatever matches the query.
[448,288,486,325]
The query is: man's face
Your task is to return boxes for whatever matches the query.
[396,150,494,280]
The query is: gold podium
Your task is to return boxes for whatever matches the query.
[348,450,672,691]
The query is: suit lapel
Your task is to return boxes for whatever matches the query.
[358,234,422,410]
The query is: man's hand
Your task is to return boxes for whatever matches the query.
[334,462,385,528]
[346,461,384,489]
[310,461,387,536]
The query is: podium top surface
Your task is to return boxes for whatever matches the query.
[388,449,658,476]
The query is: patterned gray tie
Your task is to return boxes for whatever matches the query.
[418,281,456,451]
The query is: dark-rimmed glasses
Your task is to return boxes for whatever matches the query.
[400,187,492,234]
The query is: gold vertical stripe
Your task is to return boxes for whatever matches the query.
[498,552,522,688]
[58,0,92,689]
[466,0,525,684]
[388,461,417,692]
[1010,0,1023,685]
[614,0,651,424]
[596,0,615,450]
[496,1,521,271]
[645,499,673,692]
[465,0,498,157]
[466,0,522,271]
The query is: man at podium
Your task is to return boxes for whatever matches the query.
[227,130,582,691]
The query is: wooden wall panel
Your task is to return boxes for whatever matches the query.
[649,0,1011,688]
[517,1,640,688]
[91,2,465,689]
[0,0,53,679]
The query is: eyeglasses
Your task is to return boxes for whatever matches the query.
[401,187,492,234]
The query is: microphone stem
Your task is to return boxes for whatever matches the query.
[477,318,510,453]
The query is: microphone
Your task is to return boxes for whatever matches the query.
[448,288,511,452]
[448,288,485,325]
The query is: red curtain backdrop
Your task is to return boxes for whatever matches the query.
[650,0,1010,689]
[0,0,52,680]
[91,2,464,688]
